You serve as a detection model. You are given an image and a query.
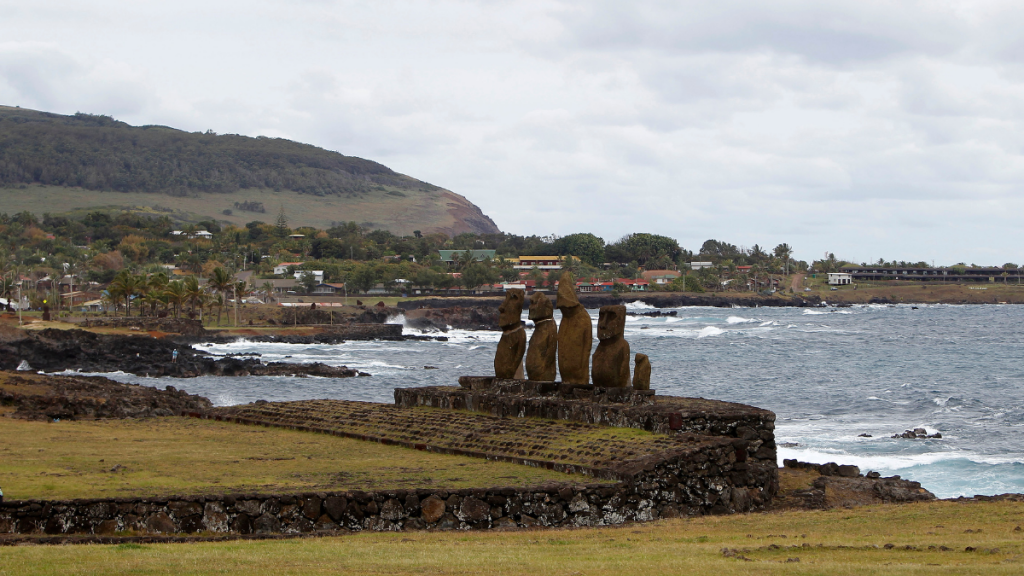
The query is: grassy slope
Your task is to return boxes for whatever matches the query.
[4,501,1023,575]
[0,415,579,500]
[0,184,488,236]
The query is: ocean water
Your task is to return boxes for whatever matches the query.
[85,302,1024,499]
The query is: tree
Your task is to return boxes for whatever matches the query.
[774,243,793,275]
[207,267,234,325]
[275,205,289,237]
[350,264,377,294]
[108,270,144,316]
[699,239,740,260]
[298,270,317,294]
[552,233,605,267]
[261,280,276,303]
[607,233,682,267]
[163,281,185,318]
[462,262,499,291]
[183,275,203,318]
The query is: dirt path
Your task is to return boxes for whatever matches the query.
[791,273,805,292]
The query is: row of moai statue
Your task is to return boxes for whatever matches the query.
[494,272,651,389]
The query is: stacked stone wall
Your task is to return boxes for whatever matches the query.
[0,437,773,536]
[80,318,207,337]
[393,386,777,465]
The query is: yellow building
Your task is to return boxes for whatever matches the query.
[507,256,575,271]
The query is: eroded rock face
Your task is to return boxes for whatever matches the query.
[494,289,527,379]
[592,305,630,388]
[556,272,592,385]
[632,353,651,391]
[526,292,557,381]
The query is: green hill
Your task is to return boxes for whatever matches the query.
[0,105,499,236]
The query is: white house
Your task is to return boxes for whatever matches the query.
[273,262,304,275]
[828,272,853,286]
[690,262,714,270]
[294,270,325,283]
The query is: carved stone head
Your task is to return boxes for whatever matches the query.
[498,289,525,329]
[597,305,626,341]
[528,292,553,321]
[556,271,580,309]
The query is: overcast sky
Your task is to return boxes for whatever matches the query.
[3,1,1024,264]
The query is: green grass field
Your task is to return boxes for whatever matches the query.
[0,415,580,500]
[3,501,1023,575]
[0,184,476,236]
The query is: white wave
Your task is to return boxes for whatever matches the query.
[802,309,827,315]
[777,446,1024,471]
[726,316,757,324]
[624,300,655,310]
[698,326,724,338]
[665,317,683,323]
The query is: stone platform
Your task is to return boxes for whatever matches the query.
[394,378,777,464]
[1,379,781,536]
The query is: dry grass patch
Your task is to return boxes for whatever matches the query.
[4,500,1024,575]
[0,416,582,500]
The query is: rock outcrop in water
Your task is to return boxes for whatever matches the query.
[402,306,499,332]
[0,371,212,421]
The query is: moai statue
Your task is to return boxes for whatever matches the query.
[494,289,526,379]
[525,291,557,381]
[632,353,651,390]
[592,305,630,387]
[556,271,592,384]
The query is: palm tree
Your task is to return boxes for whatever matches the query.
[774,243,793,276]
[164,280,186,318]
[211,293,225,324]
[206,267,234,325]
[261,280,275,304]
[183,275,203,318]
[108,270,144,316]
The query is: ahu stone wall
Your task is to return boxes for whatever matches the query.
[0,436,774,536]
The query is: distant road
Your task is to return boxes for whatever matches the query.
[791,274,805,292]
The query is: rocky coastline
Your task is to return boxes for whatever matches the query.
[0,328,368,379]
[399,293,823,313]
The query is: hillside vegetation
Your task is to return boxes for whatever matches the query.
[0,105,498,235]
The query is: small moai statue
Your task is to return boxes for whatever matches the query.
[632,353,651,390]
[494,289,526,379]
[591,305,630,387]
[556,271,592,384]
[525,291,557,381]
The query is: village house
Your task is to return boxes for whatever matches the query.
[828,272,853,286]
[312,283,347,295]
[508,255,569,271]
[293,270,325,283]
[641,269,681,285]
[273,262,304,275]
